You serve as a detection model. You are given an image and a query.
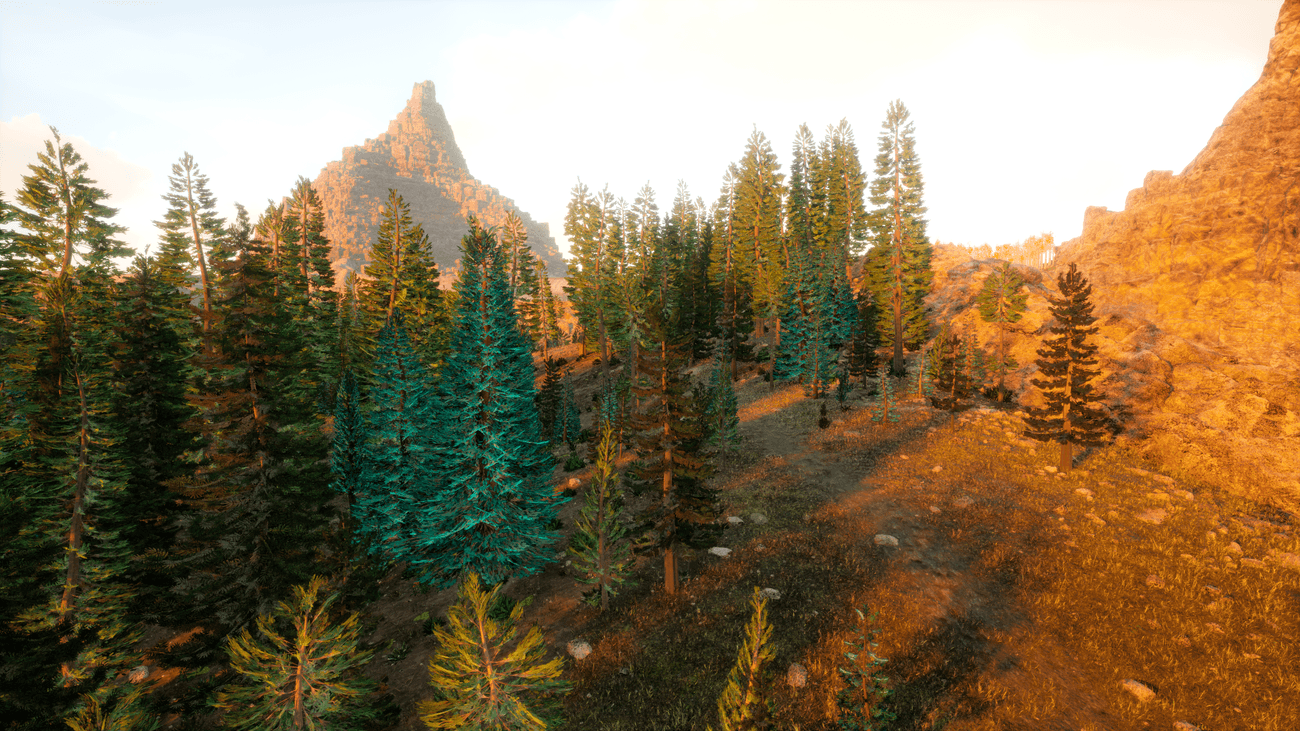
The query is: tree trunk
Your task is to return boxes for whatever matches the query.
[1059,441,1072,474]
[186,175,213,341]
[58,356,93,684]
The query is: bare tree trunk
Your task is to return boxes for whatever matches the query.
[1060,441,1072,474]
[58,355,92,684]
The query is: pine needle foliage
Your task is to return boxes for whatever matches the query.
[214,576,379,731]
[418,572,571,731]
[1022,263,1114,473]
[868,366,900,424]
[568,423,637,611]
[836,606,896,731]
[64,685,159,731]
[535,357,562,448]
[976,261,1028,402]
[846,287,880,390]
[928,325,970,412]
[913,348,936,400]
[961,334,989,398]
[420,216,566,590]
[705,356,741,453]
[709,587,778,731]
[328,368,369,538]
[553,378,581,455]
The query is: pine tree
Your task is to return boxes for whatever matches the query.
[836,606,896,731]
[352,312,439,573]
[732,129,786,370]
[553,377,581,456]
[64,685,159,731]
[819,120,868,348]
[863,101,933,375]
[705,355,741,454]
[664,183,717,361]
[1023,263,1113,473]
[868,366,900,424]
[568,423,637,611]
[976,261,1029,402]
[962,333,989,399]
[213,576,380,731]
[928,325,969,412]
[709,166,755,379]
[528,256,562,359]
[328,368,369,542]
[535,357,562,448]
[708,587,777,731]
[418,572,571,731]
[846,287,879,390]
[358,190,442,374]
[419,217,567,589]
[563,182,623,373]
[629,298,720,595]
[154,152,226,346]
[914,347,936,400]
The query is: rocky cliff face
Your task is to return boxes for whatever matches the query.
[315,81,564,281]
[925,0,1300,511]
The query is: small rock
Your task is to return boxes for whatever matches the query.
[1145,574,1166,589]
[1173,722,1201,731]
[843,430,862,438]
[1147,492,1171,502]
[953,496,974,509]
[1152,474,1175,485]
[1175,490,1195,501]
[1086,513,1106,526]
[929,505,942,514]
[619,666,631,675]
[1240,558,1267,569]
[899,455,909,460]
[1044,465,1058,474]
[727,516,744,525]
[128,665,152,684]
[567,639,592,660]
[1226,542,1243,555]
[1121,679,1156,702]
[787,663,808,688]
[874,534,899,547]
[931,465,942,472]
[749,512,768,525]
[566,477,581,489]
[1206,622,1225,633]
[1075,487,1094,499]
[1136,508,1168,525]
[708,547,733,558]
[760,588,781,601]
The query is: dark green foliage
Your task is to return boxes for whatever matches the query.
[962,334,989,398]
[593,374,629,452]
[709,587,778,731]
[836,374,853,410]
[836,606,896,730]
[329,368,369,545]
[568,424,637,611]
[564,182,624,370]
[868,366,900,424]
[153,152,226,345]
[213,576,381,731]
[419,217,568,590]
[773,243,837,396]
[705,356,741,453]
[977,261,1029,401]
[1023,263,1115,472]
[846,287,880,389]
[535,357,562,450]
[710,166,756,377]
[418,573,571,730]
[928,325,970,412]
[553,379,582,454]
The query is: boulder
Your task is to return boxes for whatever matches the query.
[1121,679,1156,702]
[787,663,808,688]
[567,639,592,660]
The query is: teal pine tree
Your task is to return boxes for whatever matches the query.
[846,287,879,390]
[553,378,582,456]
[535,357,562,449]
[418,572,571,730]
[705,355,741,454]
[976,262,1029,402]
[709,587,777,731]
[836,606,896,731]
[420,217,568,589]
[568,423,637,611]
[1023,263,1114,473]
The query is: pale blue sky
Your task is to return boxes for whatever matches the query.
[0,0,1285,261]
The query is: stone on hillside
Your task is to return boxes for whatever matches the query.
[749,512,768,525]
[1121,679,1156,702]
[1269,550,1300,571]
[874,534,899,547]
[760,588,781,601]
[931,465,943,472]
[1044,465,1058,474]
[953,495,974,509]
[709,547,733,558]
[1240,558,1267,569]
[1173,723,1201,731]
[1145,574,1166,589]
[787,663,808,688]
[1147,491,1172,502]
[566,477,581,490]
[1137,508,1169,525]
[930,505,942,513]
[128,665,152,684]
[567,639,592,660]
[727,516,744,525]
[1227,541,1243,554]
[1075,487,1094,499]
[1152,474,1175,486]
[843,430,862,438]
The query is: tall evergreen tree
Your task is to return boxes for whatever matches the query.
[213,576,380,731]
[328,368,369,543]
[563,182,622,373]
[568,423,637,611]
[358,190,442,374]
[704,355,740,454]
[976,261,1029,402]
[628,297,719,595]
[863,101,933,375]
[846,287,880,389]
[418,217,567,589]
[553,377,581,456]
[928,324,970,412]
[710,166,755,379]
[868,366,900,424]
[1023,263,1113,473]
[732,129,786,365]
[154,152,226,345]
[527,257,561,359]
[534,357,562,449]
[819,120,868,348]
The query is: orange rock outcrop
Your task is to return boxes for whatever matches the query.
[315,81,563,282]
[926,0,1299,510]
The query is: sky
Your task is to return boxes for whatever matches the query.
[0,0,1285,263]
